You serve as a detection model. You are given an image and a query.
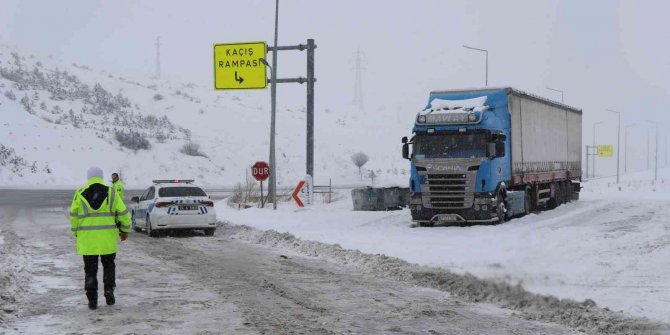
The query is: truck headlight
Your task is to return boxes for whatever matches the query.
[468,113,477,122]
[418,115,427,123]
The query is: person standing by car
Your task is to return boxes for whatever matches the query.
[69,166,131,310]
[111,172,125,200]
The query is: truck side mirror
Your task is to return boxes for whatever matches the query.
[131,196,140,203]
[402,136,408,144]
[487,143,497,158]
[402,143,410,160]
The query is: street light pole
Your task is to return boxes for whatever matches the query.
[546,87,564,102]
[593,121,603,178]
[647,121,658,181]
[269,0,279,209]
[606,110,620,184]
[624,124,635,173]
[463,45,488,86]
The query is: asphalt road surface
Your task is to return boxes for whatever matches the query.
[0,190,581,334]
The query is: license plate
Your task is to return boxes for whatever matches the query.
[178,205,197,210]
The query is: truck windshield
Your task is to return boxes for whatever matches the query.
[414,133,488,158]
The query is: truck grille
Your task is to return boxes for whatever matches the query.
[424,173,475,209]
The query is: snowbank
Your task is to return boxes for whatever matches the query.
[216,169,670,326]
[216,221,661,335]
[0,227,30,324]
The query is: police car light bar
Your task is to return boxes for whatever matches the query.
[152,179,195,184]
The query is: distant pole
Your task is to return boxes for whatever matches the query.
[606,110,620,184]
[647,127,651,169]
[269,0,279,209]
[463,45,488,86]
[646,121,657,181]
[155,36,161,79]
[665,130,668,168]
[624,124,635,173]
[656,126,659,180]
[593,121,603,178]
[546,87,564,102]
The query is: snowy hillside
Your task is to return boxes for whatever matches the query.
[0,45,411,188]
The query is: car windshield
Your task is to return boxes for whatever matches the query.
[414,133,488,158]
[158,187,207,197]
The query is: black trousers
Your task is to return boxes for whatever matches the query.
[83,253,116,293]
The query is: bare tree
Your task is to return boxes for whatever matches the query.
[351,152,369,179]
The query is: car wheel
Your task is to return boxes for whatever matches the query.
[204,228,215,236]
[147,215,158,238]
[131,212,142,232]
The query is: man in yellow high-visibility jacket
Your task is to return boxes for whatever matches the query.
[69,166,131,310]
[111,172,124,201]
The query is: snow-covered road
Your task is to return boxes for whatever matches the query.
[219,172,670,326]
[0,200,585,334]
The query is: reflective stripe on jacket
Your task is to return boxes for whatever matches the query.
[69,177,131,255]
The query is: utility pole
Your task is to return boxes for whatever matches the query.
[624,124,635,173]
[351,49,365,110]
[155,36,161,79]
[606,110,620,184]
[665,130,668,168]
[647,121,658,181]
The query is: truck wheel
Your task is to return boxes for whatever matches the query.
[204,228,215,236]
[565,181,573,202]
[524,187,532,215]
[547,183,558,209]
[556,183,564,206]
[496,193,507,223]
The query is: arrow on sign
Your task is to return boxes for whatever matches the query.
[234,71,244,84]
[292,180,305,207]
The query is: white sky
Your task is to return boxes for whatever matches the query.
[1,0,669,175]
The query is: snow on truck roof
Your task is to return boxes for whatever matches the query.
[429,87,582,114]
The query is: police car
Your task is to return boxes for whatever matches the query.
[130,180,216,237]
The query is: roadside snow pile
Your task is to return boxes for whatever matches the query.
[218,222,661,335]
[0,229,30,324]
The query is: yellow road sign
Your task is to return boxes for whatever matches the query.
[214,42,267,90]
[597,145,613,157]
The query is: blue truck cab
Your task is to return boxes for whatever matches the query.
[402,87,582,226]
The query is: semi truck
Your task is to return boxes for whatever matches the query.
[401,87,582,226]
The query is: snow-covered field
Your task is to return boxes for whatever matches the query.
[0,44,409,189]
[217,169,670,324]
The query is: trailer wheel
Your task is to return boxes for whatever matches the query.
[565,181,573,202]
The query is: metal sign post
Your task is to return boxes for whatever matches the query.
[265,40,317,206]
[252,161,270,208]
